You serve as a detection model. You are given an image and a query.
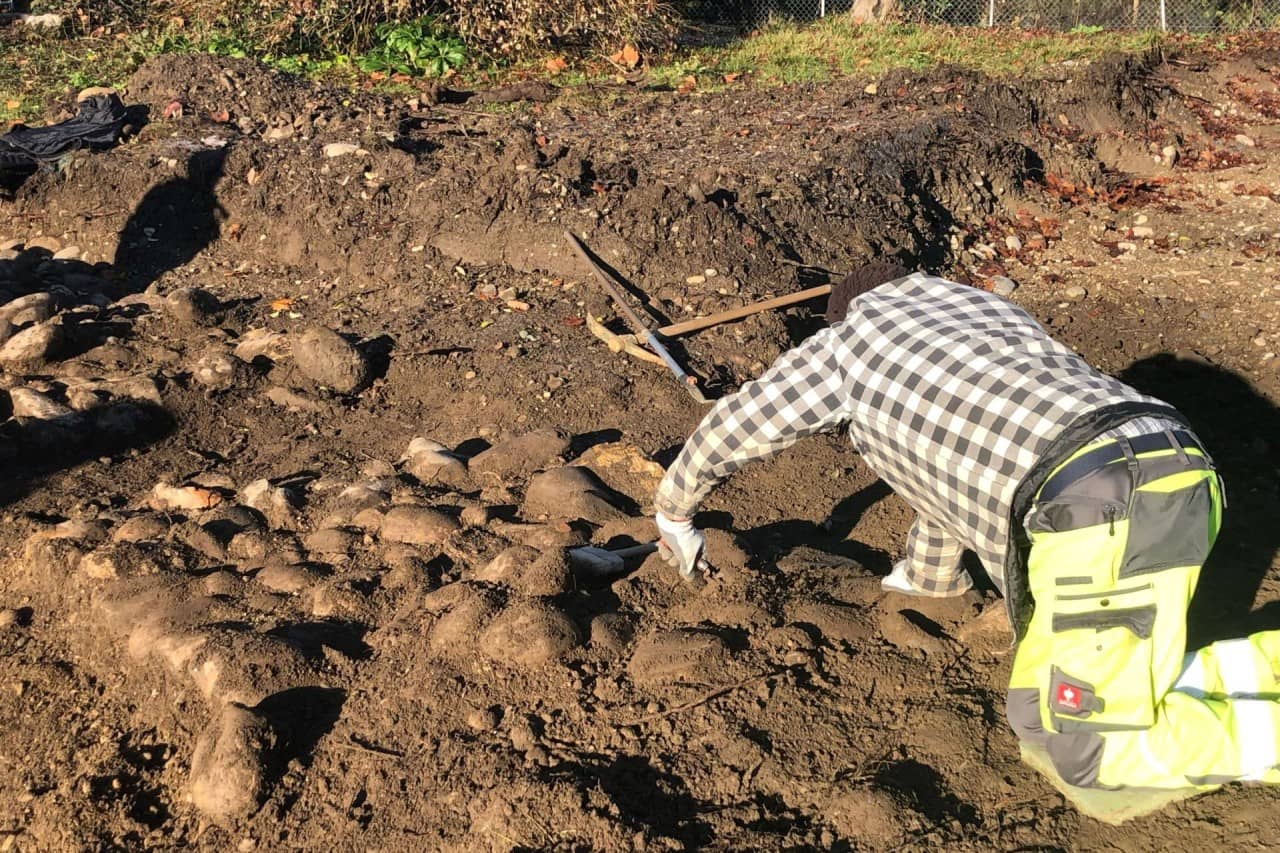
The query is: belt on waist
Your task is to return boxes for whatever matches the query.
[1038,429,1203,503]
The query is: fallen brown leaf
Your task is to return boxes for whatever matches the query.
[545,56,568,74]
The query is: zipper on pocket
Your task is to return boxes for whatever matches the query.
[1104,503,1119,536]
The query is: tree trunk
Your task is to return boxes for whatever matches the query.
[850,0,900,23]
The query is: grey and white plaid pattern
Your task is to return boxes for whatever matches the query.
[655,274,1173,597]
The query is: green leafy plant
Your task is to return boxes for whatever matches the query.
[357,17,466,77]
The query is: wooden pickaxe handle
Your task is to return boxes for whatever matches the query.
[566,230,710,405]
[656,284,833,338]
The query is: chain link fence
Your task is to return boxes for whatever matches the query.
[693,0,1280,30]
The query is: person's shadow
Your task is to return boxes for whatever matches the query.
[1119,354,1280,647]
[112,146,227,294]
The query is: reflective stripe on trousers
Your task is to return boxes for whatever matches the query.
[1006,437,1280,789]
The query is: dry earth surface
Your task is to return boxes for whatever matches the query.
[1,36,1279,851]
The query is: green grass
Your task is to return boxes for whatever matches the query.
[0,30,144,122]
[710,19,1171,84]
[0,16,1196,125]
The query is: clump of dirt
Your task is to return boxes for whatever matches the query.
[1,37,1279,851]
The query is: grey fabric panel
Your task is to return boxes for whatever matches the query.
[1051,606,1157,639]
[1007,688,1048,744]
[1026,461,1130,534]
[1132,453,1210,489]
[1047,732,1106,788]
[1054,576,1095,586]
[1186,774,1235,786]
[1120,477,1213,578]
[1055,583,1151,602]
[1053,717,1153,733]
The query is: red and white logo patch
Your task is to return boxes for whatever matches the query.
[1056,682,1081,711]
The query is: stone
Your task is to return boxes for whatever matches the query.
[589,613,634,657]
[478,600,580,667]
[1161,144,1179,165]
[380,505,459,546]
[474,545,572,597]
[9,387,73,420]
[52,246,81,261]
[990,276,1018,297]
[426,583,499,656]
[0,321,63,365]
[522,466,626,524]
[1004,234,1023,251]
[459,504,493,528]
[175,522,228,561]
[0,292,54,326]
[193,349,251,391]
[255,563,316,594]
[188,704,277,826]
[233,329,290,363]
[263,386,326,413]
[1131,226,1155,239]
[303,527,358,557]
[24,235,61,253]
[628,629,729,686]
[241,479,301,531]
[292,326,371,394]
[1234,133,1256,148]
[77,86,118,102]
[323,142,360,158]
[1064,286,1087,300]
[149,482,224,511]
[112,514,170,543]
[204,571,242,597]
[488,519,584,551]
[468,429,568,480]
[466,706,501,731]
[404,446,470,489]
[165,288,221,326]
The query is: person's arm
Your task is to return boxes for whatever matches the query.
[655,326,852,521]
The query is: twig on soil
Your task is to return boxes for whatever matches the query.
[614,667,787,727]
[336,733,405,759]
[778,257,844,276]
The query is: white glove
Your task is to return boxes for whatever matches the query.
[654,512,707,581]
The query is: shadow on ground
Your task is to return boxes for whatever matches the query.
[1119,354,1280,645]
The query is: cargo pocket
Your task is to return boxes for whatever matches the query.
[1049,584,1157,731]
[1119,470,1214,579]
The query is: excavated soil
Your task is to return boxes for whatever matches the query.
[1,37,1279,851]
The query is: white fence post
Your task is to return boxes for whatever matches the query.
[1160,0,1168,29]
[988,0,997,25]
[820,0,826,16]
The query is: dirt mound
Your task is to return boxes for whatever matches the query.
[1,38,1279,850]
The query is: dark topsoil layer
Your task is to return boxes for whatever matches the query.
[0,38,1278,851]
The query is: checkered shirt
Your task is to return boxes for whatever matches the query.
[655,274,1177,600]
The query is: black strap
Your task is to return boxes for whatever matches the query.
[1039,429,1202,503]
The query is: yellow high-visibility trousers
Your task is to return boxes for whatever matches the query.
[1007,435,1280,789]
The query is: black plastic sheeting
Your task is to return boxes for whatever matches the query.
[0,94,127,173]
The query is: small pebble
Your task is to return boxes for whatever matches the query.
[1064,286,1087,300]
[991,276,1018,297]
